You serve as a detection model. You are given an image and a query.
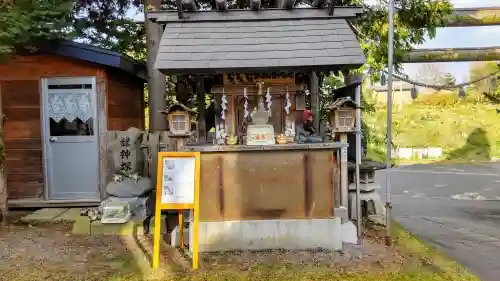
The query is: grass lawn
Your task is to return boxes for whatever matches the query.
[1,221,479,281]
[364,97,500,164]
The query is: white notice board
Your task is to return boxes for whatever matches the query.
[161,156,196,204]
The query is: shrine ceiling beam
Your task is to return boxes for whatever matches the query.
[402,47,500,63]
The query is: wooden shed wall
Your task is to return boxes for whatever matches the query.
[0,55,100,199]
[106,71,145,131]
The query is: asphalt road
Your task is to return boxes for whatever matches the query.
[375,163,500,281]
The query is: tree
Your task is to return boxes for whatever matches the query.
[70,0,453,70]
[469,62,499,95]
[354,0,452,76]
[0,0,73,58]
[415,64,448,86]
[443,72,456,86]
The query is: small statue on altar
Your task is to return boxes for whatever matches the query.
[297,110,323,143]
[302,110,316,135]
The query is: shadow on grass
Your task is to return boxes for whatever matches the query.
[443,127,491,162]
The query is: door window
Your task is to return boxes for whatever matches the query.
[47,83,94,137]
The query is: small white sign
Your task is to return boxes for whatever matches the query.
[161,157,195,205]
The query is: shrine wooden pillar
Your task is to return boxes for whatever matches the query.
[197,77,207,143]
[309,72,320,131]
[145,0,167,132]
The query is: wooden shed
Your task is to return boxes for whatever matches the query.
[0,41,146,207]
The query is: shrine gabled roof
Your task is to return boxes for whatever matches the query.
[149,8,366,74]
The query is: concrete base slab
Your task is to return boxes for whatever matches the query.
[192,218,342,253]
[20,208,68,223]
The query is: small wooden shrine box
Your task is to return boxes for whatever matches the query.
[162,103,195,136]
[327,97,360,133]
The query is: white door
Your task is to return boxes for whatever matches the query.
[42,77,100,200]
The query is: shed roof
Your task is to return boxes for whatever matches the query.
[37,41,146,80]
[150,8,366,74]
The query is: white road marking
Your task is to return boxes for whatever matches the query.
[380,169,499,177]
[389,194,500,201]
[451,192,486,200]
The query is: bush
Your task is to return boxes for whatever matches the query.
[412,91,459,107]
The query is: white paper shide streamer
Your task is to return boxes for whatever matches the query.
[217,89,228,142]
[284,87,291,115]
[221,89,228,120]
[265,87,272,116]
[243,87,249,118]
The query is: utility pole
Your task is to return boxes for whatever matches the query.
[145,0,167,131]
[385,0,395,246]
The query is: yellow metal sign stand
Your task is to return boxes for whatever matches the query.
[152,151,200,270]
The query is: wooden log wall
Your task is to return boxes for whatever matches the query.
[106,70,145,130]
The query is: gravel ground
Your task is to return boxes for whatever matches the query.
[0,222,413,281]
[201,233,406,273]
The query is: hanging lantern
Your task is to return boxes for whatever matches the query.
[410,85,418,99]
[458,87,466,98]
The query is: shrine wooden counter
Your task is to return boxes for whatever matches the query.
[181,142,345,223]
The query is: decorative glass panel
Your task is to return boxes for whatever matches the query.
[50,117,94,136]
[48,92,93,123]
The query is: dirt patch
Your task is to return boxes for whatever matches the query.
[0,223,138,281]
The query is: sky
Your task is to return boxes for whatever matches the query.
[127,0,500,83]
